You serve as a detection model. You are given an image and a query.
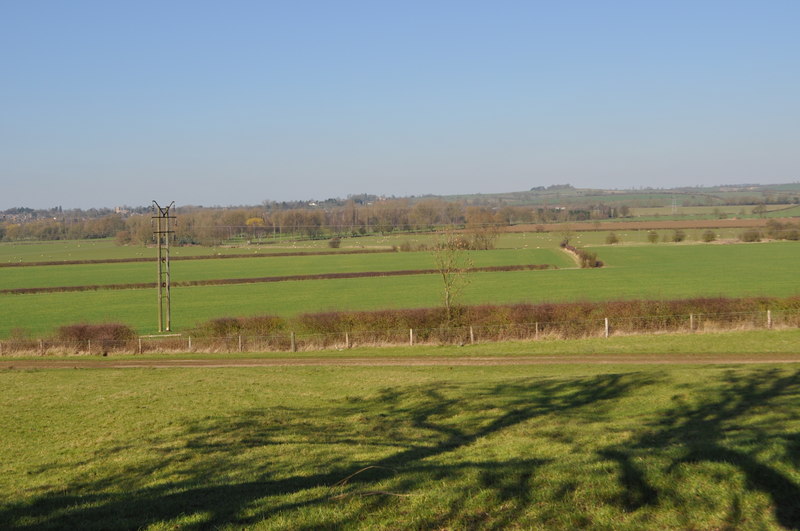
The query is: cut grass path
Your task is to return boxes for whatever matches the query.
[4,328,800,366]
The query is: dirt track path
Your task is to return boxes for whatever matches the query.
[3,354,800,369]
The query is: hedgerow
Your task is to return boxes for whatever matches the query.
[56,323,136,342]
[189,295,800,342]
[560,241,603,268]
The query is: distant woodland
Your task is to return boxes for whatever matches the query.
[2,184,799,244]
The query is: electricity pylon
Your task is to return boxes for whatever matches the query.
[152,201,176,332]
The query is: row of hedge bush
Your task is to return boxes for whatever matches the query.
[190,295,800,341]
[560,241,603,268]
[4,295,795,354]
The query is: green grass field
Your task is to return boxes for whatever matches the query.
[2,352,799,529]
[0,248,571,290]
[1,237,799,337]
[4,228,800,529]
[0,237,399,264]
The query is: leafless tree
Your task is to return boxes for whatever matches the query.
[432,230,473,323]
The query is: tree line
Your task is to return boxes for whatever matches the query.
[0,198,636,244]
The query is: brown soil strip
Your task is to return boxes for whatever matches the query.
[1,264,553,295]
[508,218,791,233]
[0,248,395,268]
[2,354,800,369]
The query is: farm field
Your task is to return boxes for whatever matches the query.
[1,213,793,267]
[0,248,570,291]
[1,235,799,337]
[2,353,799,529]
[629,203,800,219]
[0,238,398,264]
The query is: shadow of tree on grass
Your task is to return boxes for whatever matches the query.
[601,368,800,529]
[1,373,647,529]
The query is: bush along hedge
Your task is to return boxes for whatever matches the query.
[765,219,800,240]
[187,295,800,345]
[57,323,136,342]
[560,241,603,268]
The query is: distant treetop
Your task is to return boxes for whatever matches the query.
[530,184,574,192]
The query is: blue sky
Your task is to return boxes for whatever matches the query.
[2,0,798,209]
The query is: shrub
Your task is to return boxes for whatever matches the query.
[701,230,716,243]
[765,220,800,240]
[562,243,603,268]
[579,250,603,268]
[672,230,686,243]
[605,232,620,245]
[56,323,136,342]
[647,231,659,244]
[200,317,242,337]
[193,315,286,337]
[328,237,341,249]
[239,316,286,336]
[739,229,762,242]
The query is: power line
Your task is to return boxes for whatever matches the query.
[152,201,176,332]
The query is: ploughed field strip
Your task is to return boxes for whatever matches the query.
[509,216,793,232]
[1,263,554,294]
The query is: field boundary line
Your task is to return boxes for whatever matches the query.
[0,263,555,294]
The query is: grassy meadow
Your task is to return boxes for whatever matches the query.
[1,234,799,337]
[0,236,400,264]
[3,221,800,529]
[0,247,571,290]
[2,357,800,529]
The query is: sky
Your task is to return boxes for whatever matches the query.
[2,0,799,209]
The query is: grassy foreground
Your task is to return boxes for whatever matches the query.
[2,355,800,528]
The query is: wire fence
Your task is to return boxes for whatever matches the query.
[1,309,798,356]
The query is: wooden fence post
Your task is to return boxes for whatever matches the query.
[345,332,350,349]
[604,318,609,338]
[238,334,242,352]
[767,310,772,329]
[535,322,539,340]
[291,332,296,352]
[469,326,475,345]
[138,338,142,354]
[409,328,414,346]
[690,313,694,331]
[188,336,192,351]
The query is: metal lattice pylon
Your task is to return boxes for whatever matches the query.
[152,201,176,332]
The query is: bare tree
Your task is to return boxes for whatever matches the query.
[432,231,473,323]
[465,206,501,250]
